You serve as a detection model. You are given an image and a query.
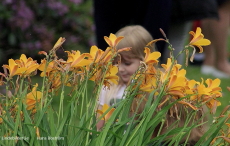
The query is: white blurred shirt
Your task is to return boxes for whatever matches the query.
[99,85,126,106]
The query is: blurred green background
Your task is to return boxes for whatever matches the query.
[0,0,229,116]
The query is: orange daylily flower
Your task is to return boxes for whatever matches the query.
[104,66,119,84]
[196,80,212,95]
[139,77,157,93]
[160,64,187,98]
[26,83,42,110]
[143,47,161,65]
[88,45,105,63]
[38,59,57,77]
[48,72,62,92]
[161,58,182,73]
[15,54,39,77]
[88,45,129,67]
[205,78,222,97]
[189,27,211,53]
[187,78,222,111]
[3,59,21,78]
[104,33,124,48]
[52,37,66,50]
[90,65,119,88]
[205,98,221,111]
[65,50,92,68]
[190,79,212,101]
[165,74,187,98]
[138,64,157,93]
[47,71,70,91]
[201,78,222,112]
[3,54,39,78]
[97,104,115,121]
[185,79,197,94]
[99,47,113,64]
[88,46,112,65]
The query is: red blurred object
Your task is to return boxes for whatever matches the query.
[190,20,201,41]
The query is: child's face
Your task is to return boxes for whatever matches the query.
[118,55,141,84]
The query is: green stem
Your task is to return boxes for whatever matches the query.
[157,119,165,137]
[58,88,64,125]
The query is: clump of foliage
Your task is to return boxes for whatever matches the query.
[0,0,93,66]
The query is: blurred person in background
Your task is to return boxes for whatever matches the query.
[93,0,171,62]
[93,0,218,64]
[163,0,218,64]
[201,0,230,78]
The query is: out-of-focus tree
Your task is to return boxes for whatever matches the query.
[0,0,94,67]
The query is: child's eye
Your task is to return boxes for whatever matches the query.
[124,62,131,65]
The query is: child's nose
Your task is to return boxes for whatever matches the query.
[118,64,125,72]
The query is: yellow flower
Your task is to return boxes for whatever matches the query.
[138,64,157,93]
[88,45,104,63]
[104,33,124,48]
[164,73,187,98]
[3,59,21,78]
[46,71,70,91]
[161,58,182,73]
[189,27,211,53]
[185,80,197,93]
[88,46,112,65]
[26,83,42,110]
[205,99,221,111]
[191,79,211,101]
[3,54,39,78]
[90,65,119,88]
[52,37,66,50]
[65,50,92,68]
[97,104,115,121]
[143,47,161,65]
[205,78,222,97]
[202,78,222,111]
[159,58,188,97]
[38,59,56,77]
[104,66,119,84]
[48,72,62,92]
[15,54,39,77]
[139,77,157,93]
[185,80,217,111]
[187,78,222,111]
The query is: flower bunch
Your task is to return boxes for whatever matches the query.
[0,27,228,146]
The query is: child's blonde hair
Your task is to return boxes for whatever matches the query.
[115,25,155,60]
